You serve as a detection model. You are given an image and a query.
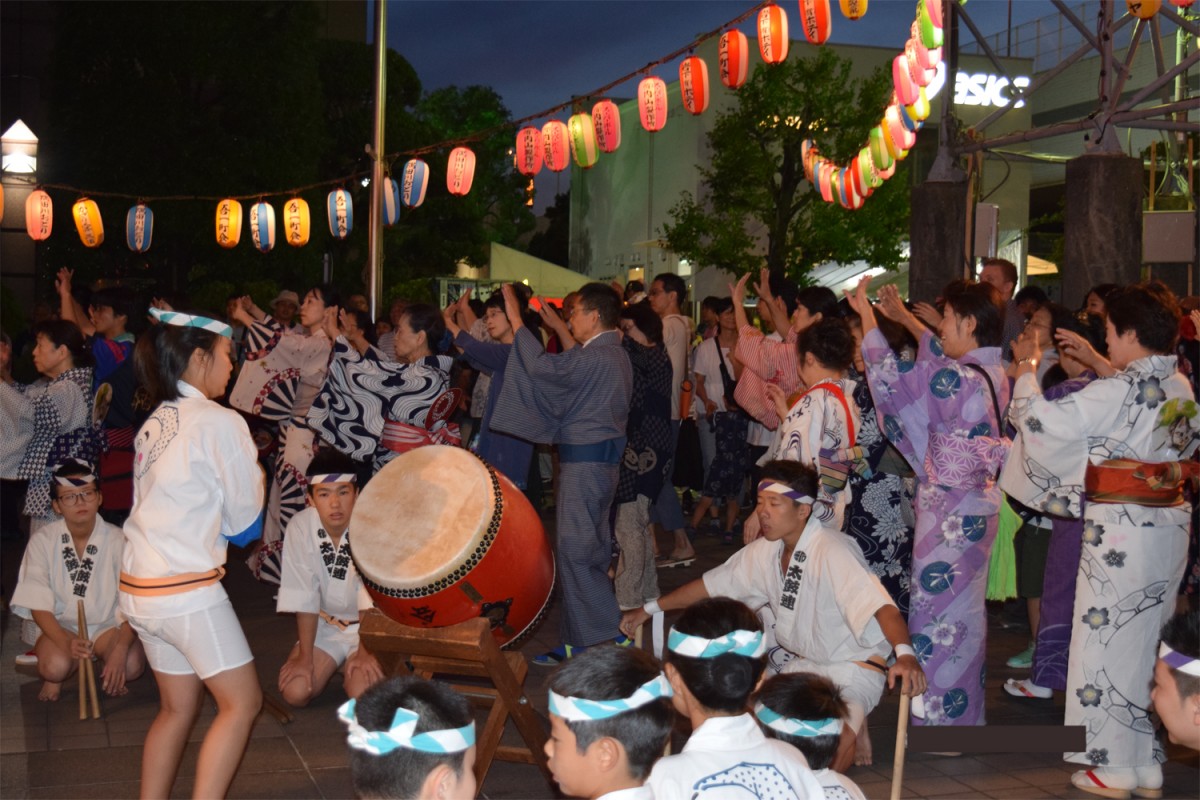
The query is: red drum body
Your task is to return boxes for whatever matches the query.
[349,445,554,646]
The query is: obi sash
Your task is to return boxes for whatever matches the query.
[320,610,359,631]
[925,431,1010,490]
[793,382,870,493]
[119,567,225,597]
[380,389,463,455]
[1084,458,1199,507]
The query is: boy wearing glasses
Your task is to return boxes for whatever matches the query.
[11,459,145,701]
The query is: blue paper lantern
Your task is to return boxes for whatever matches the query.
[126,203,153,253]
[383,177,401,226]
[401,159,429,208]
[249,200,276,253]
[327,189,353,239]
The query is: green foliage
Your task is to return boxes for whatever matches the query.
[661,48,910,282]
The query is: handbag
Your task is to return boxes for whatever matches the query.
[715,341,744,415]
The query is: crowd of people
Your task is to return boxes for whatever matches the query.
[1,258,1197,799]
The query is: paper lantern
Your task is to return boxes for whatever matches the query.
[893,54,919,105]
[216,199,242,248]
[898,100,922,132]
[758,4,789,64]
[638,77,668,132]
[126,203,153,253]
[1169,0,1195,8]
[679,56,710,115]
[926,0,944,27]
[879,160,896,180]
[592,100,621,153]
[831,169,847,206]
[869,126,894,171]
[918,0,944,49]
[885,106,916,155]
[71,198,104,248]
[25,189,52,241]
[800,0,833,45]
[1126,0,1161,18]
[249,201,275,253]
[515,127,543,176]
[858,148,883,190]
[327,189,353,239]
[817,162,836,203]
[912,23,942,71]
[801,139,818,182]
[907,86,931,122]
[541,120,571,172]
[381,177,401,226]
[839,0,868,19]
[447,147,476,196]
[905,41,933,88]
[568,113,599,169]
[282,197,310,247]
[718,30,750,89]
[848,158,866,199]
[401,158,429,208]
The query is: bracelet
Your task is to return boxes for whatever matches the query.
[1016,356,1039,368]
[643,599,663,616]
[894,644,915,659]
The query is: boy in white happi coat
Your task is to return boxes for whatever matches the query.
[12,459,145,701]
[623,460,926,772]
[277,451,382,706]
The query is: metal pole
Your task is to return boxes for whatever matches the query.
[368,0,388,321]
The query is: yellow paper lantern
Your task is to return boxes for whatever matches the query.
[25,189,52,241]
[216,198,242,249]
[283,197,310,247]
[839,0,868,20]
[1126,0,1161,17]
[72,198,104,248]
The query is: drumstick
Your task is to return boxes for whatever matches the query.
[890,693,910,800]
[77,601,88,720]
[77,601,101,719]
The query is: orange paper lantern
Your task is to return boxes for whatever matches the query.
[283,197,310,247]
[839,0,868,20]
[1126,0,1161,18]
[542,120,570,172]
[638,76,668,132]
[718,30,750,89]
[447,147,476,196]
[72,198,104,248]
[800,0,833,45]
[215,198,242,249]
[592,100,622,153]
[515,127,543,176]
[679,56,710,115]
[25,189,52,241]
[758,4,789,64]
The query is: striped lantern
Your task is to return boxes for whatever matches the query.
[382,177,401,225]
[25,189,52,241]
[869,126,894,171]
[799,0,833,45]
[638,77,668,133]
[918,0,943,49]
[858,148,883,191]
[1126,0,1161,18]
[72,198,104,248]
[905,40,933,88]
[126,203,153,253]
[679,56,710,115]
[898,100,922,132]
[758,4,789,64]
[542,120,571,172]
[817,162,836,203]
[830,168,846,206]
[879,159,897,180]
[568,113,599,169]
[327,189,353,239]
[892,54,919,105]
[885,106,916,156]
[926,0,944,27]
[907,86,932,122]
[592,100,621,153]
[718,30,750,89]
[283,197,310,247]
[848,159,866,200]
[801,139,818,183]
[839,0,868,20]
[447,147,476,196]
[515,126,544,176]
[401,159,429,208]
[249,201,275,253]
[216,198,242,248]
[911,23,942,71]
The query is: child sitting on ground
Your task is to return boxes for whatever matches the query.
[277,450,382,706]
[339,675,476,800]
[755,673,868,800]
[646,597,826,800]
[546,644,674,799]
[11,459,145,701]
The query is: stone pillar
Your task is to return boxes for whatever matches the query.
[909,180,968,303]
[1063,154,1143,308]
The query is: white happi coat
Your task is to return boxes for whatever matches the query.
[277,507,372,623]
[647,714,826,800]
[12,517,125,639]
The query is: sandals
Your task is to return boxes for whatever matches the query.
[1070,768,1163,800]
[1003,678,1053,699]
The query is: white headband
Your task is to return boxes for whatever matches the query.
[309,473,357,485]
[667,628,766,659]
[337,699,475,756]
[754,702,842,737]
[758,480,815,504]
[149,307,232,338]
[52,459,96,487]
[548,674,673,722]
[1159,642,1200,677]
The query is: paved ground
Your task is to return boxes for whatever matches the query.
[2,505,1196,799]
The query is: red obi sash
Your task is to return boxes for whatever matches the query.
[1084,458,1199,507]
[380,389,463,455]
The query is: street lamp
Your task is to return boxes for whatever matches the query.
[1,119,40,313]
[1,119,38,180]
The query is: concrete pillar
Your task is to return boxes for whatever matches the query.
[1063,154,1143,308]
[909,181,968,303]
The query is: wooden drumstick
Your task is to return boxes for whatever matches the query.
[890,693,910,800]
[77,600,101,719]
[77,601,88,720]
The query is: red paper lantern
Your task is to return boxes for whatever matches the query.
[817,162,836,203]
[799,0,833,45]
[905,40,933,88]
[758,4,789,65]
[25,189,52,241]
[679,56,710,115]
[515,127,543,176]
[592,100,622,153]
[447,147,476,196]
[801,139,819,183]
[568,113,599,169]
[893,54,919,105]
[542,120,570,172]
[718,30,750,89]
[839,0,868,20]
[1168,0,1195,8]
[638,76,668,133]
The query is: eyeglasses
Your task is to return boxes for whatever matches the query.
[57,489,98,506]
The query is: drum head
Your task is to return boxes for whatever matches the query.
[350,445,493,593]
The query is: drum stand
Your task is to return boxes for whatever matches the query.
[359,610,552,793]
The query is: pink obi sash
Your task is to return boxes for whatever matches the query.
[380,389,463,455]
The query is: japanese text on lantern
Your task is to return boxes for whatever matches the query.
[804,7,819,41]
[642,84,660,128]
[78,206,97,243]
[334,194,348,237]
[287,201,301,242]
[133,207,147,241]
[218,205,231,245]
[681,61,696,109]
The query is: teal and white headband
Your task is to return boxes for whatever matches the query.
[754,702,842,737]
[310,473,357,485]
[1159,642,1200,677]
[337,699,475,755]
[667,627,766,659]
[548,674,673,722]
[149,307,232,339]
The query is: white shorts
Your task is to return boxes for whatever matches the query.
[313,617,360,667]
[127,598,253,680]
[781,657,886,734]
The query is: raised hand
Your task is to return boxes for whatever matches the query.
[55,268,74,296]
[912,301,943,328]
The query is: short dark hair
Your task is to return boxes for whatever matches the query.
[348,677,472,800]
[796,317,854,372]
[1160,611,1200,702]
[1013,285,1048,308]
[666,597,764,713]
[758,460,820,503]
[1105,281,1180,354]
[134,316,223,407]
[51,459,98,499]
[33,319,92,368]
[90,286,138,324]
[306,283,342,311]
[769,271,802,317]
[347,307,377,346]
[401,304,449,355]
[305,449,364,489]
[795,286,839,320]
[700,295,725,315]
[943,281,1005,348]
[982,257,1018,287]
[579,282,622,329]
[652,273,687,307]
[620,301,664,346]
[549,645,673,780]
[755,672,848,770]
[1085,283,1120,312]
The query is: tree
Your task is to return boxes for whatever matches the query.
[526,192,570,266]
[661,47,910,281]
